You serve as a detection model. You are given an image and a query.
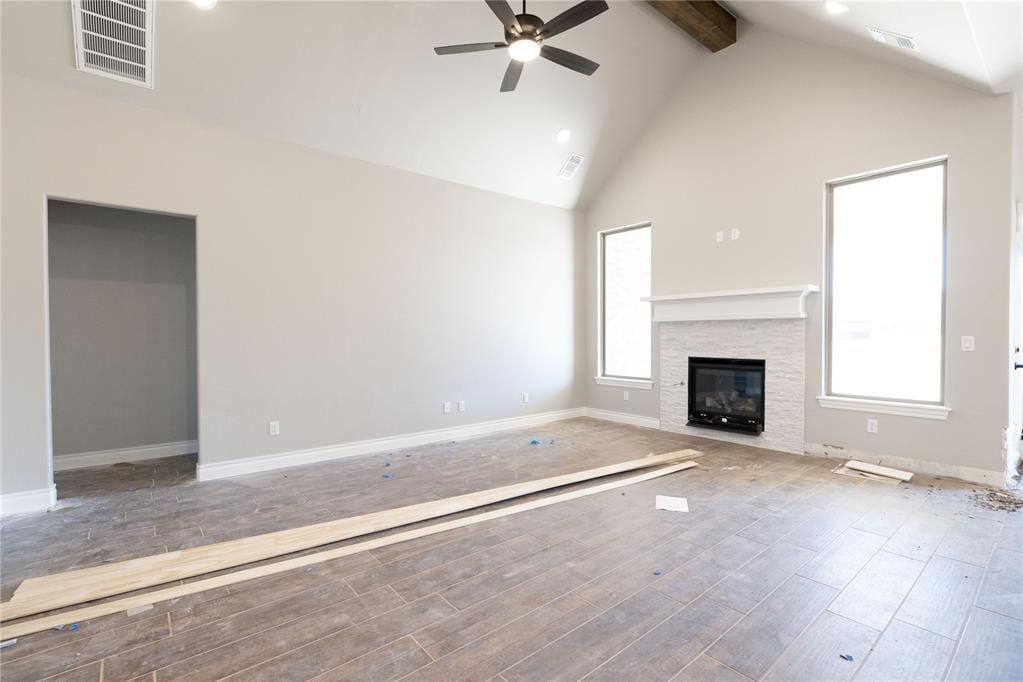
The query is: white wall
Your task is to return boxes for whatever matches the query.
[585,27,1015,477]
[48,200,197,458]
[1,74,582,497]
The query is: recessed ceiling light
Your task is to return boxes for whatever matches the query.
[824,1,849,14]
[556,129,572,144]
[190,0,218,9]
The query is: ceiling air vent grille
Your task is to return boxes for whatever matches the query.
[558,153,585,180]
[867,27,918,51]
[71,0,154,88]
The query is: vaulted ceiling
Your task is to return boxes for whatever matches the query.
[2,1,1020,210]
[726,1,1022,97]
[0,1,705,209]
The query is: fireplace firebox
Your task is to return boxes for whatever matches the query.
[687,357,765,434]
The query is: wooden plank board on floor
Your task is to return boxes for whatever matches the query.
[3,450,698,621]
[0,458,700,638]
[844,460,913,482]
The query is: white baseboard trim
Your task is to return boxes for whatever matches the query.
[0,485,57,516]
[581,407,660,430]
[198,408,588,481]
[53,440,199,471]
[804,442,1004,487]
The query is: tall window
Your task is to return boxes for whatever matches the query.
[827,159,946,404]
[600,224,652,380]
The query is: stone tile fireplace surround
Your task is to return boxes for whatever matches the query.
[645,286,818,454]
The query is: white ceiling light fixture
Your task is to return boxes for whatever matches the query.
[824,1,849,15]
[190,0,218,10]
[555,128,572,144]
[508,38,541,62]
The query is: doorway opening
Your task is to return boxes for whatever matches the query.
[1010,202,1023,489]
[46,199,198,500]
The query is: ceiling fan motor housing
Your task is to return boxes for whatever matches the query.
[506,13,544,43]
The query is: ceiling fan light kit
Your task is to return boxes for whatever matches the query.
[434,0,609,92]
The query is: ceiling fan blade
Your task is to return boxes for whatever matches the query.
[434,42,508,55]
[540,45,599,75]
[537,0,608,39]
[485,0,522,33]
[500,59,524,92]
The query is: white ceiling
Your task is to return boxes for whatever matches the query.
[726,1,1023,97]
[0,0,705,209]
[2,1,1020,210]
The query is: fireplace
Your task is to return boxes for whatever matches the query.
[687,357,765,434]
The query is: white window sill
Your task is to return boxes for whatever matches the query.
[595,376,654,390]
[817,395,950,420]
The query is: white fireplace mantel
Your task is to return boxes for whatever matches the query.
[643,285,819,322]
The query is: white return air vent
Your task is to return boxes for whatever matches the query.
[557,153,584,180]
[71,0,154,88]
[867,27,918,51]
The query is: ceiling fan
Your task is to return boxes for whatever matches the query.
[434,0,609,92]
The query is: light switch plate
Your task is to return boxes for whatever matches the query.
[866,418,878,434]
[268,420,280,436]
[731,228,740,240]
[715,231,724,243]
[961,336,975,351]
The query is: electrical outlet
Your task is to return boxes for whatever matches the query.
[523,392,530,404]
[866,418,878,434]
[731,228,740,240]
[961,336,975,352]
[624,390,630,401]
[443,401,451,414]
[715,231,724,243]
[268,420,280,436]
[458,400,466,412]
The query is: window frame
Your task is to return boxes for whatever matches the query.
[597,221,653,386]
[823,157,949,407]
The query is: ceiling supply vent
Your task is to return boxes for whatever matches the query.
[557,153,585,180]
[71,0,154,88]
[866,27,918,51]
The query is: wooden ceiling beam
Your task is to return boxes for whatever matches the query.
[646,1,737,53]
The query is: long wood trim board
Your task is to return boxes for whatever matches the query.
[2,450,699,622]
[0,460,699,640]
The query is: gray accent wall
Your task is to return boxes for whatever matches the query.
[585,27,1015,476]
[48,201,197,458]
[1,74,582,496]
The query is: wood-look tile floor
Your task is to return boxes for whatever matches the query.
[1,418,1021,681]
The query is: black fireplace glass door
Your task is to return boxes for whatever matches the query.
[691,364,764,420]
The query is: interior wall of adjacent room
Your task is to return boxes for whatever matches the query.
[48,200,197,459]
[1,74,581,497]
[583,26,1014,475]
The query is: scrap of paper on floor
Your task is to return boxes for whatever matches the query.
[655,495,689,512]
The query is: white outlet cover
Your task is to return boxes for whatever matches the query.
[715,231,724,243]
[458,400,466,412]
[731,228,740,240]
[443,401,451,414]
[269,420,280,436]
[623,390,630,401]
[866,418,878,433]
[523,392,530,403]
[961,336,975,351]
